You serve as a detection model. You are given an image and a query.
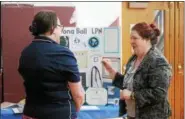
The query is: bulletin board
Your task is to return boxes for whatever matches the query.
[60,27,121,106]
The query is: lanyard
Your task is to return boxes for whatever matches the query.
[91,66,103,87]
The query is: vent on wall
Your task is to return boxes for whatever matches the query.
[129,2,149,9]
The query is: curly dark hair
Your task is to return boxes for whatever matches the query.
[132,22,160,45]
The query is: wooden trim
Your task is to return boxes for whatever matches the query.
[174,2,181,119]
[178,2,184,119]
[164,4,171,119]
[121,2,132,72]
[164,2,173,119]
[148,1,169,10]
[169,2,175,119]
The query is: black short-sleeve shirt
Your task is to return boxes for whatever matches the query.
[18,36,80,119]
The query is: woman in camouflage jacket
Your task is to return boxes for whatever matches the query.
[102,22,172,119]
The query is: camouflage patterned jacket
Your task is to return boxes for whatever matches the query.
[113,47,172,119]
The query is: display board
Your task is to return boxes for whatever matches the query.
[61,27,121,105]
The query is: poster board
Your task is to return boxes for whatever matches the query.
[60,27,121,105]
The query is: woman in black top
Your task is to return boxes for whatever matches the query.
[18,10,85,119]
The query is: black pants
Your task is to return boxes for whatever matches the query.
[23,102,77,119]
[119,99,127,116]
[127,116,135,119]
[123,117,135,119]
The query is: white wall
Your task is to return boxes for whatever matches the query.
[73,2,121,27]
[2,2,122,27]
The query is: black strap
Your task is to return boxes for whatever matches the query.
[91,66,102,87]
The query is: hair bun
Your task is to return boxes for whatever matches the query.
[154,28,160,37]
[29,25,33,32]
[150,23,156,29]
[29,22,38,35]
[150,23,160,37]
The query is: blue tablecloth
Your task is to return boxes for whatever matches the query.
[1,105,119,119]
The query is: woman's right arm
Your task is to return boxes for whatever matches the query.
[112,72,125,90]
[102,59,125,90]
[68,81,85,112]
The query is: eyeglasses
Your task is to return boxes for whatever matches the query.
[57,24,63,28]
[57,24,64,31]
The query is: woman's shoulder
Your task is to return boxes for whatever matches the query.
[148,47,171,68]
[54,44,74,55]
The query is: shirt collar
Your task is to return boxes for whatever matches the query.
[33,35,58,44]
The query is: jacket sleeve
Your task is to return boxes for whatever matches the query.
[112,72,125,90]
[112,55,136,90]
[134,58,172,108]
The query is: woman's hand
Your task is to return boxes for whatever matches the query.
[102,59,116,79]
[120,89,132,100]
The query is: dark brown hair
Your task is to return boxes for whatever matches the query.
[131,22,160,45]
[29,10,58,36]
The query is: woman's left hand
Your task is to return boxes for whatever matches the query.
[120,89,132,100]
